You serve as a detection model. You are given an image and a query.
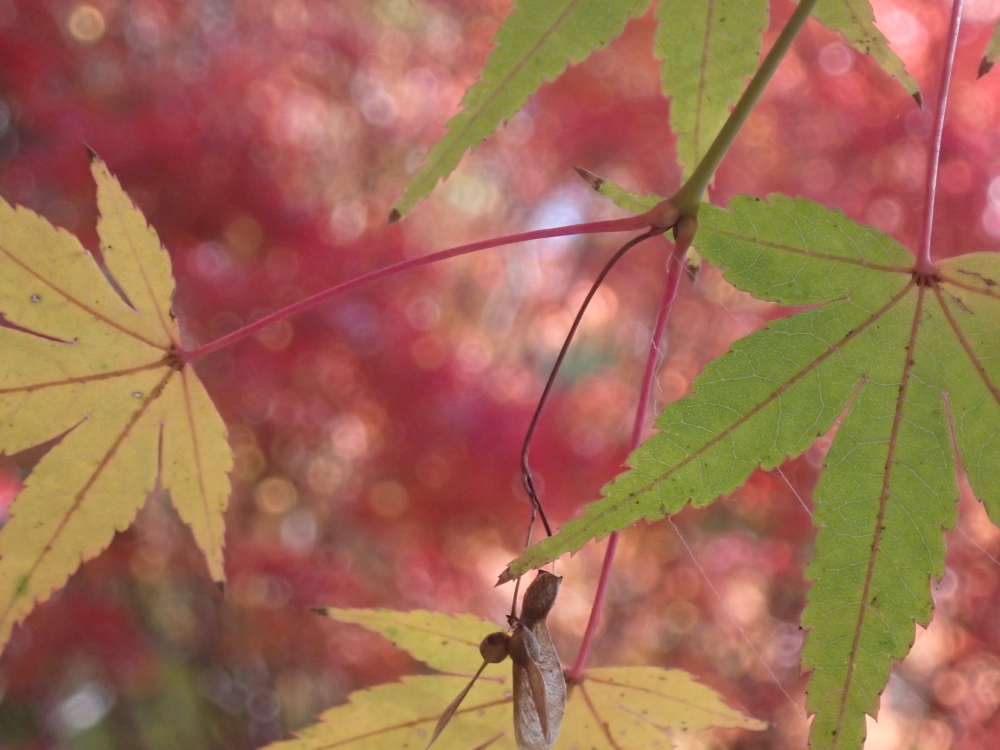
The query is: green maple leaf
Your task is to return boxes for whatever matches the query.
[652,0,918,178]
[390,0,652,221]
[809,0,919,101]
[654,0,769,178]
[504,188,1000,749]
[394,0,918,219]
[262,609,764,749]
[0,156,232,651]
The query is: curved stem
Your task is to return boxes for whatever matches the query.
[520,230,659,541]
[671,0,819,215]
[917,0,963,273]
[179,215,650,364]
[567,235,690,681]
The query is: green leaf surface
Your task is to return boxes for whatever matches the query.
[390,0,652,220]
[654,0,769,177]
[265,609,764,749]
[573,166,661,213]
[505,192,1000,749]
[809,0,919,99]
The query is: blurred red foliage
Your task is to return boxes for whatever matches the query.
[1,1,1000,748]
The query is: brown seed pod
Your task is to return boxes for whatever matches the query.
[479,631,511,663]
[519,570,562,629]
[512,570,566,750]
[429,570,566,750]
[508,623,541,666]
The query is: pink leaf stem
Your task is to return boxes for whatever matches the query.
[567,233,691,681]
[917,0,964,273]
[180,215,650,364]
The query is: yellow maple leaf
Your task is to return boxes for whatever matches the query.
[0,153,232,650]
[263,609,766,749]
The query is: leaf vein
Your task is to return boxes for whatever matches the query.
[0,359,165,396]
[0,240,167,351]
[617,281,915,517]
[934,282,1000,410]
[0,367,175,634]
[832,281,926,746]
[578,681,623,750]
[700,227,913,273]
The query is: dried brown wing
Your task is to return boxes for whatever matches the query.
[533,617,566,744]
[512,571,566,750]
[510,625,548,740]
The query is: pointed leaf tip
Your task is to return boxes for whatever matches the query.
[387,207,402,224]
[913,90,923,108]
[310,607,328,615]
[979,57,994,78]
[573,166,603,191]
[495,569,514,586]
[392,0,650,216]
[84,144,99,162]
[809,0,919,99]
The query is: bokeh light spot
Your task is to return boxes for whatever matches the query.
[254,476,298,514]
[306,456,344,495]
[818,42,853,76]
[406,295,441,331]
[280,508,318,553]
[224,215,263,257]
[51,681,114,734]
[865,196,903,234]
[67,4,105,43]
[932,669,968,707]
[255,319,294,352]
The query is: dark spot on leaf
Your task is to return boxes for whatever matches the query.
[951,295,973,314]
[30,294,40,303]
[14,575,29,597]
